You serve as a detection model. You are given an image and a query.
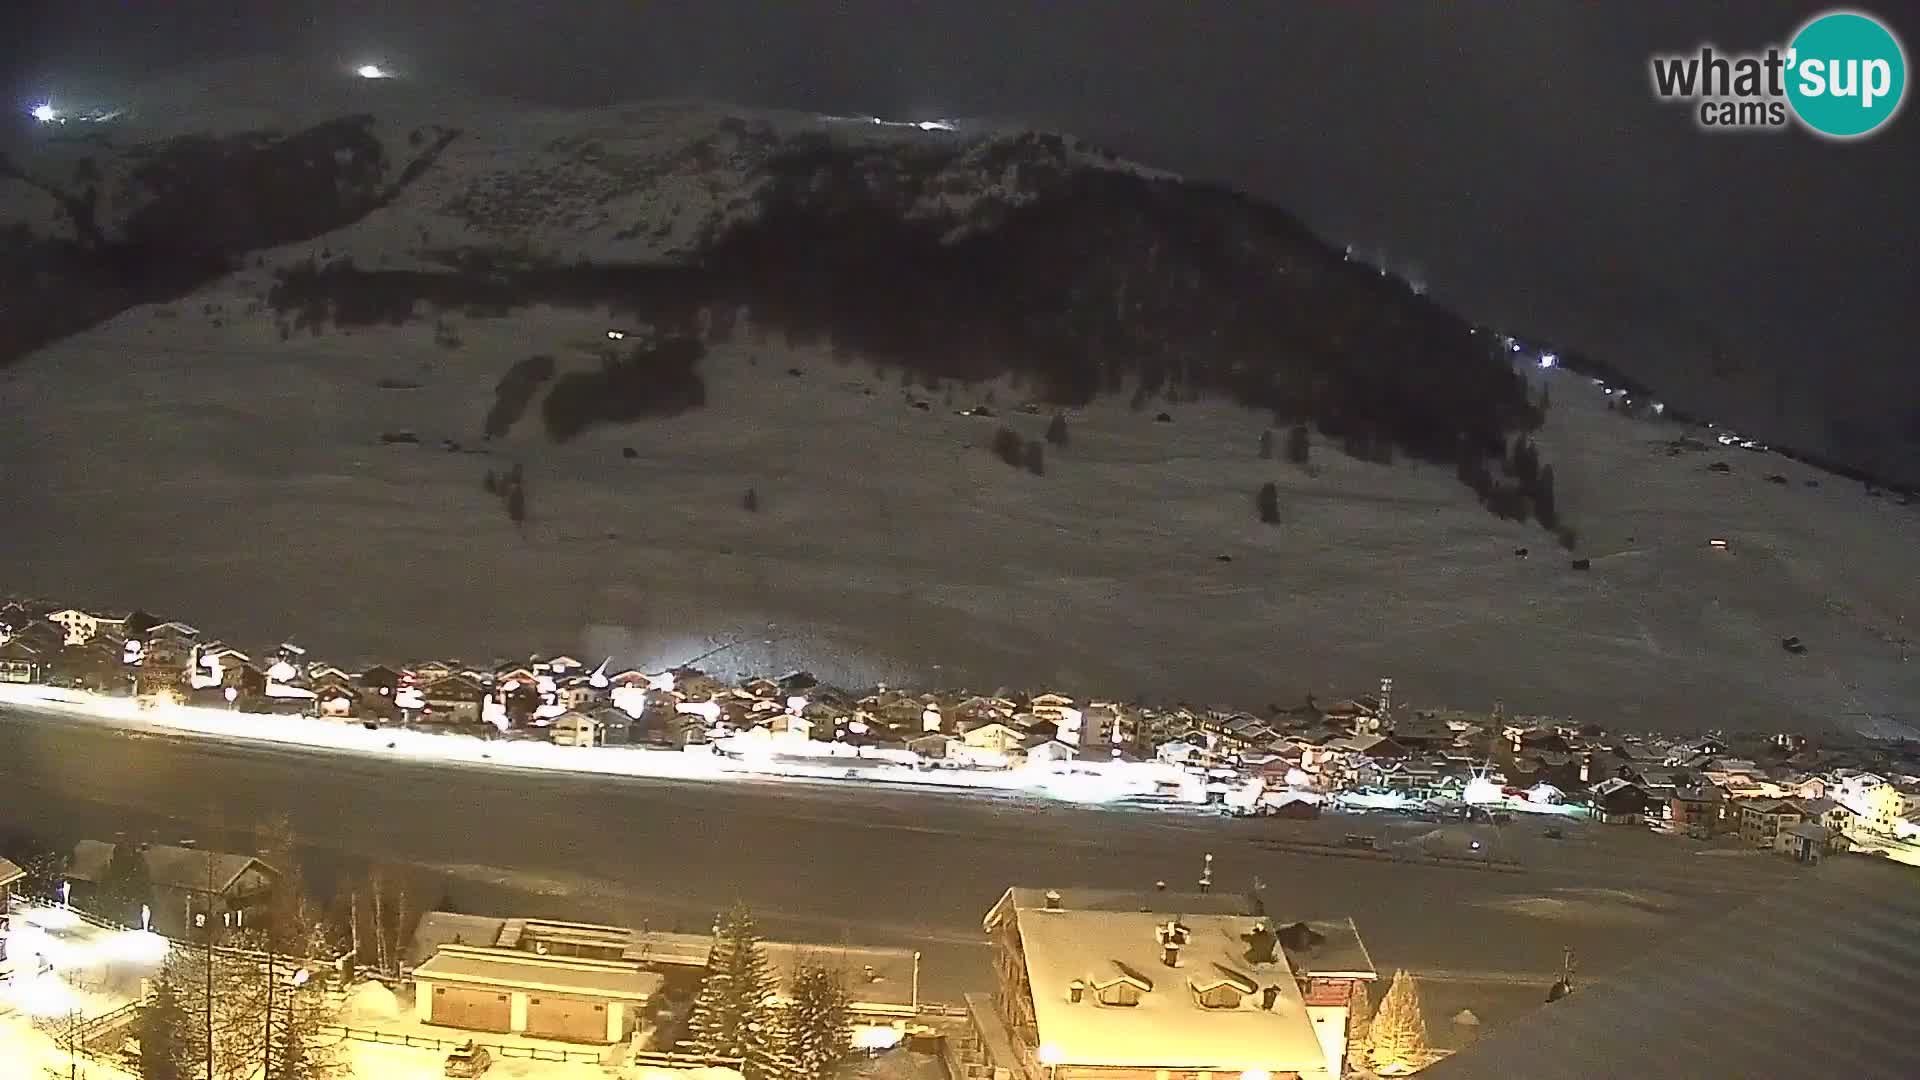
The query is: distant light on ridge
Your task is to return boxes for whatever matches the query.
[31,103,58,123]
[356,64,390,80]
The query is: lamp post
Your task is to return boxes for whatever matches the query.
[263,945,313,1078]
[911,951,921,1014]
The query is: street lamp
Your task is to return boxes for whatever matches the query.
[1038,1042,1063,1080]
[264,941,315,1076]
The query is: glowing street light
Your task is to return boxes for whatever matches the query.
[355,64,390,80]
[31,103,58,123]
[1538,351,1558,369]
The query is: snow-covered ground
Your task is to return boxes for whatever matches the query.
[3,289,1915,734]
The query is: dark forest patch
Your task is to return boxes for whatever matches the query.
[542,337,707,441]
[483,354,557,438]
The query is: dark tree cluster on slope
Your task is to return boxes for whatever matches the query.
[1046,412,1069,446]
[485,462,528,523]
[544,337,707,441]
[1287,423,1311,465]
[484,354,557,438]
[990,426,1024,468]
[1024,440,1045,476]
[1456,434,1571,541]
[1257,482,1281,524]
[259,137,1539,513]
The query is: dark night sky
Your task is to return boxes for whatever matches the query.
[7,1,1917,466]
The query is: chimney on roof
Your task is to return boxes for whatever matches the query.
[1044,889,1063,911]
[1244,921,1278,965]
[1158,919,1189,968]
[1068,979,1085,1004]
[1261,985,1282,1011]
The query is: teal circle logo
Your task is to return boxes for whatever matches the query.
[1786,10,1907,138]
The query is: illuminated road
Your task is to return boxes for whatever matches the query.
[0,704,1797,1001]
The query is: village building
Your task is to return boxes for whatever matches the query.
[66,840,279,939]
[421,674,488,725]
[0,856,26,901]
[974,887,1375,1080]
[1589,778,1654,825]
[45,609,128,646]
[549,710,605,747]
[1670,783,1727,837]
[0,638,45,684]
[963,720,1028,756]
[407,914,918,1044]
[1777,822,1847,863]
[413,942,661,1044]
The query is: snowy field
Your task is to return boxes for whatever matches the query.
[3,291,1916,735]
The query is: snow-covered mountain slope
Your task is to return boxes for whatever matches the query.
[3,64,1914,732]
[5,63,1531,460]
[3,293,1915,734]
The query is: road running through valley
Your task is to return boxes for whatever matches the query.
[0,703,1798,1002]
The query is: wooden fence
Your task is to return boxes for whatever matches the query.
[322,1024,605,1063]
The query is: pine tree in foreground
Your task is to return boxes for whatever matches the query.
[685,902,787,1080]
[1368,969,1431,1073]
[785,963,854,1080]
[137,967,193,1080]
[1344,978,1372,1072]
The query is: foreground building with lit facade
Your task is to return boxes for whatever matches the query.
[968,887,1376,1080]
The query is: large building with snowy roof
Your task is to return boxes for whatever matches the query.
[973,887,1375,1080]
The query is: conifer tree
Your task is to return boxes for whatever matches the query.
[1024,440,1045,476]
[138,966,193,1080]
[1534,464,1558,529]
[784,963,854,1080]
[1256,482,1280,524]
[686,902,788,1080]
[1369,970,1431,1072]
[1287,423,1311,464]
[1345,978,1372,1069]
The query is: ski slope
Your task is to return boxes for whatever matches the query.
[2,288,1913,734]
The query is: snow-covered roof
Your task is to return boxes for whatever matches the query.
[1014,910,1332,1073]
[67,839,273,895]
[0,856,24,889]
[406,911,917,1011]
[407,911,508,965]
[413,944,662,1002]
